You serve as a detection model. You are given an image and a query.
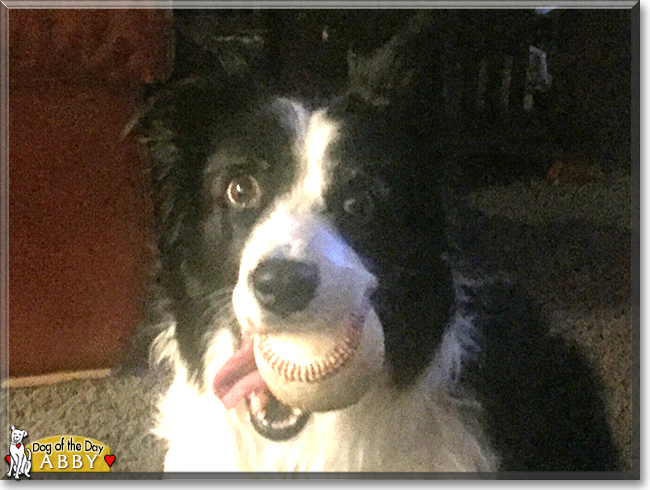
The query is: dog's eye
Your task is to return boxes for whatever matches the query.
[226,175,261,209]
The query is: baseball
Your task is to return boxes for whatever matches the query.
[253,308,385,412]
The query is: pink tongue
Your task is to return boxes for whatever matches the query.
[212,335,268,410]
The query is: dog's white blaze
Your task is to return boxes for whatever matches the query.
[299,110,339,207]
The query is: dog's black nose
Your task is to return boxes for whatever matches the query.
[250,259,320,315]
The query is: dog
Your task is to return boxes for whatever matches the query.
[127,18,619,473]
[8,426,31,479]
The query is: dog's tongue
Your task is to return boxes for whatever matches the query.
[212,335,268,410]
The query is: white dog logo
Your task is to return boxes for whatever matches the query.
[7,425,31,479]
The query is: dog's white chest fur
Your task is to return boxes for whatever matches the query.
[154,324,498,473]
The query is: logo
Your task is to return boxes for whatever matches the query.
[6,426,115,476]
[7,425,31,480]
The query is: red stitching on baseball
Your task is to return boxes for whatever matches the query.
[256,318,363,383]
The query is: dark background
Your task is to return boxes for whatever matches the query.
[173,9,632,185]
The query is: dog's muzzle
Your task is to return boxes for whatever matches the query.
[214,215,383,440]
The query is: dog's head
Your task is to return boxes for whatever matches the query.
[135,77,454,438]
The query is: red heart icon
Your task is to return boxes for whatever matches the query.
[104,455,115,467]
[5,455,9,464]
[16,444,20,449]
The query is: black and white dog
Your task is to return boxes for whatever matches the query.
[129,24,619,473]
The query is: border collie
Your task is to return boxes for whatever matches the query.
[128,31,619,473]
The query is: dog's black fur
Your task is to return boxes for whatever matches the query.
[458,280,619,471]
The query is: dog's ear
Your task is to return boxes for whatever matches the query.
[345,11,435,109]
[10,425,15,431]
[21,430,27,439]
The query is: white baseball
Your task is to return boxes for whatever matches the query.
[253,308,385,412]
